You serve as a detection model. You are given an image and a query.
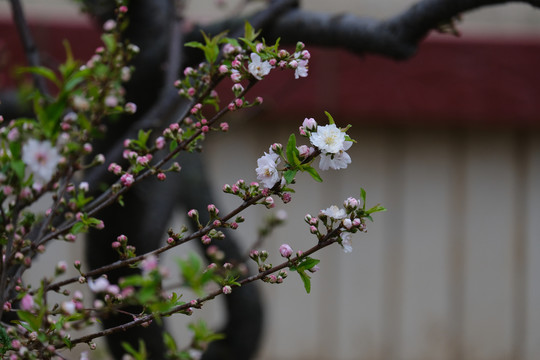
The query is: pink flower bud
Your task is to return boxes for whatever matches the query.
[343,218,353,229]
[207,204,219,215]
[125,102,137,114]
[219,64,228,74]
[155,136,165,149]
[201,235,211,245]
[344,197,359,209]
[222,285,232,294]
[20,294,34,311]
[302,117,317,131]
[279,244,293,258]
[120,173,134,187]
[103,19,116,31]
[249,249,259,259]
[105,95,118,107]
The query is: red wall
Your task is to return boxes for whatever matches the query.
[2,19,540,128]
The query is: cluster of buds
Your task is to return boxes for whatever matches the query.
[219,40,310,84]
[222,179,266,201]
[111,234,137,259]
[175,62,213,100]
[263,270,288,284]
[249,249,272,273]
[305,193,384,253]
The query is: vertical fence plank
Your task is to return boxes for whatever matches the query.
[399,130,454,360]
[511,131,529,360]
[462,131,516,359]
[379,129,406,360]
[333,127,389,360]
[448,131,468,360]
[525,132,540,360]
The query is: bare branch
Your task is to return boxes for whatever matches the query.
[8,0,49,95]
[195,0,540,60]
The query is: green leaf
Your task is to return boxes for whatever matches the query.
[122,339,147,360]
[0,325,12,355]
[324,111,335,125]
[163,332,177,353]
[70,222,86,234]
[283,169,297,184]
[17,66,60,88]
[16,310,41,332]
[184,41,205,50]
[10,160,25,181]
[101,33,117,53]
[9,140,21,159]
[297,257,320,271]
[303,166,323,182]
[297,269,312,294]
[285,134,301,166]
[244,21,261,42]
[366,205,387,215]
[360,188,367,210]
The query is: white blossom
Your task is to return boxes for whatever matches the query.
[309,124,346,154]
[88,277,110,293]
[340,232,353,253]
[294,59,309,79]
[256,152,280,189]
[22,139,61,185]
[248,53,272,80]
[318,141,353,170]
[321,205,346,220]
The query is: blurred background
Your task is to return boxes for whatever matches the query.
[1,1,540,359]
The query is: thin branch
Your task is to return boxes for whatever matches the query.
[8,0,49,95]
[58,227,340,349]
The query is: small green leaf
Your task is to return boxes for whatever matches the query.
[297,257,320,271]
[324,111,335,125]
[303,166,323,182]
[17,66,60,88]
[366,205,387,215]
[297,269,312,293]
[286,134,301,166]
[70,222,86,234]
[10,160,25,181]
[184,41,205,50]
[101,33,116,53]
[244,21,261,42]
[283,169,297,184]
[360,188,367,210]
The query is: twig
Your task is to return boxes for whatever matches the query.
[8,0,49,96]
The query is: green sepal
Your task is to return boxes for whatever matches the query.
[324,111,335,125]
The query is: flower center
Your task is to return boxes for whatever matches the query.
[35,152,48,165]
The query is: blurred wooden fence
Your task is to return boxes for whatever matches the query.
[197,122,540,360]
